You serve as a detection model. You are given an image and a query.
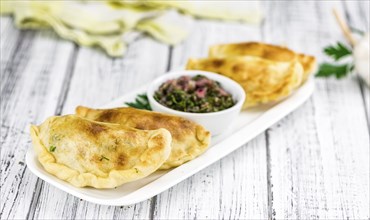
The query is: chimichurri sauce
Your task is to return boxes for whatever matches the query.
[154,75,235,113]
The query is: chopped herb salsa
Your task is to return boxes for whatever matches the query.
[154,75,235,113]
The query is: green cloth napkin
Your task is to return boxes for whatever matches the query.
[1,0,262,57]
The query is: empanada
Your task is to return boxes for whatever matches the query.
[30,115,172,188]
[186,56,303,108]
[208,42,316,82]
[76,107,211,170]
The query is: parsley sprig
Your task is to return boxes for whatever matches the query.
[323,42,352,61]
[316,63,354,79]
[316,42,354,79]
[125,94,152,110]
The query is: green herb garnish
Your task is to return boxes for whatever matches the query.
[125,94,152,110]
[323,42,352,61]
[49,146,56,152]
[100,155,110,161]
[316,42,354,79]
[316,63,354,79]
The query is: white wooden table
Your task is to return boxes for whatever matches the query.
[1,1,369,219]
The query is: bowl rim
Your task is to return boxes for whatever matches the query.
[147,70,246,116]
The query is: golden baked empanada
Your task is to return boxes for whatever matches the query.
[297,53,317,81]
[208,42,316,82]
[76,107,210,170]
[186,56,303,108]
[30,115,171,188]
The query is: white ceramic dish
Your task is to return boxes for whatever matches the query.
[26,78,314,206]
[147,70,245,135]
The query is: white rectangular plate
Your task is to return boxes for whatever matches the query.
[26,79,314,206]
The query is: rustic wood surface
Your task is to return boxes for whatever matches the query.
[1,1,369,219]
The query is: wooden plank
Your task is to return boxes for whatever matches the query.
[153,20,268,219]
[1,17,21,66]
[343,0,369,31]
[0,22,76,219]
[154,134,268,219]
[1,17,25,97]
[263,1,369,219]
[31,37,170,219]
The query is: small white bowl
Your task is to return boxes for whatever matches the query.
[147,70,245,136]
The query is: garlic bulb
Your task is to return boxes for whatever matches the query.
[353,33,370,86]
